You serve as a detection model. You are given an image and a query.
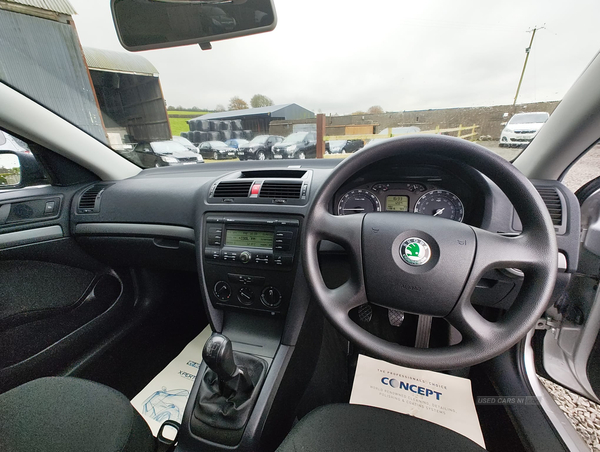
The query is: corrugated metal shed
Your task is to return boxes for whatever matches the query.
[84,47,158,77]
[4,0,76,15]
[196,104,315,121]
[0,9,106,143]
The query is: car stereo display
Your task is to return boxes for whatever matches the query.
[386,195,409,212]
[225,230,274,249]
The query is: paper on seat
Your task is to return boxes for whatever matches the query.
[350,354,486,449]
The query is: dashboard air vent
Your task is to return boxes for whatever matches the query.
[77,185,106,214]
[259,181,302,199]
[536,187,562,226]
[213,181,252,198]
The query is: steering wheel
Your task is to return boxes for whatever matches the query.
[303,135,557,370]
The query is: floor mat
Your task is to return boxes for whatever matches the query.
[131,326,212,435]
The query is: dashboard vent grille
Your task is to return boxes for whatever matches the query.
[259,182,302,199]
[213,181,252,198]
[77,185,106,213]
[536,187,562,226]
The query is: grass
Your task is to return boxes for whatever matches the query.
[169,117,192,137]
[168,111,208,137]
[167,110,209,116]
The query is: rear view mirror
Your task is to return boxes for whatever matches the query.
[111,0,277,52]
[0,153,21,187]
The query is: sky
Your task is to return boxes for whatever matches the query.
[69,0,600,115]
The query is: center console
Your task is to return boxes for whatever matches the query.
[177,212,313,451]
[202,213,301,315]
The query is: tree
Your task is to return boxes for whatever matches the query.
[351,111,367,116]
[229,96,249,111]
[250,94,274,108]
[367,105,384,114]
[215,104,226,112]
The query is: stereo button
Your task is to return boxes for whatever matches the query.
[240,251,251,263]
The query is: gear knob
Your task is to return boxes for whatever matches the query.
[202,333,240,382]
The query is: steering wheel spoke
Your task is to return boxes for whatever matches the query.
[304,208,368,316]
[327,280,367,313]
[447,293,502,344]
[470,228,545,278]
[313,210,364,250]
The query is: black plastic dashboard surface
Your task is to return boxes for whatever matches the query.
[67,157,579,276]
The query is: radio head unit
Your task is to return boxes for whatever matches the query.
[202,215,300,314]
[204,215,298,268]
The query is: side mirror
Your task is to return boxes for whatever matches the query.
[0,152,21,187]
[0,151,46,189]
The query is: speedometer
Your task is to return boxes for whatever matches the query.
[414,190,464,222]
[337,189,381,215]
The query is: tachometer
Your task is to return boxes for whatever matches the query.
[414,190,464,222]
[337,189,381,215]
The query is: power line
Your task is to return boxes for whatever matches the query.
[513,25,545,107]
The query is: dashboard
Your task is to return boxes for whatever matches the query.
[0,155,579,329]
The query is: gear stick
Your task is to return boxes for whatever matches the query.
[202,334,252,392]
[192,333,267,439]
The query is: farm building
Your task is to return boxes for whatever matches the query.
[0,0,170,149]
[190,104,314,135]
[84,47,171,148]
[0,0,106,143]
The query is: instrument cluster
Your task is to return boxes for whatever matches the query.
[336,181,465,222]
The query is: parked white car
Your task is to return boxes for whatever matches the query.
[173,136,203,162]
[0,130,31,153]
[500,112,550,148]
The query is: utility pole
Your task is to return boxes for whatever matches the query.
[513,25,545,107]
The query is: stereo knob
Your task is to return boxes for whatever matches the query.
[261,286,282,308]
[240,251,251,263]
[214,281,232,301]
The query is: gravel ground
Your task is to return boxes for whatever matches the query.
[562,144,600,193]
[479,140,600,193]
[539,377,600,451]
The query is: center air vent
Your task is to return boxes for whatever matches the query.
[77,184,108,214]
[536,187,563,226]
[259,181,302,199]
[213,181,252,198]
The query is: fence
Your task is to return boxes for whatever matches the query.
[324,124,479,143]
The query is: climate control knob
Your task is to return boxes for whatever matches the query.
[214,281,232,301]
[260,286,282,308]
[240,251,252,263]
[238,287,254,305]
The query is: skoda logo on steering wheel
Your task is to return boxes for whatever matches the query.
[400,237,432,266]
